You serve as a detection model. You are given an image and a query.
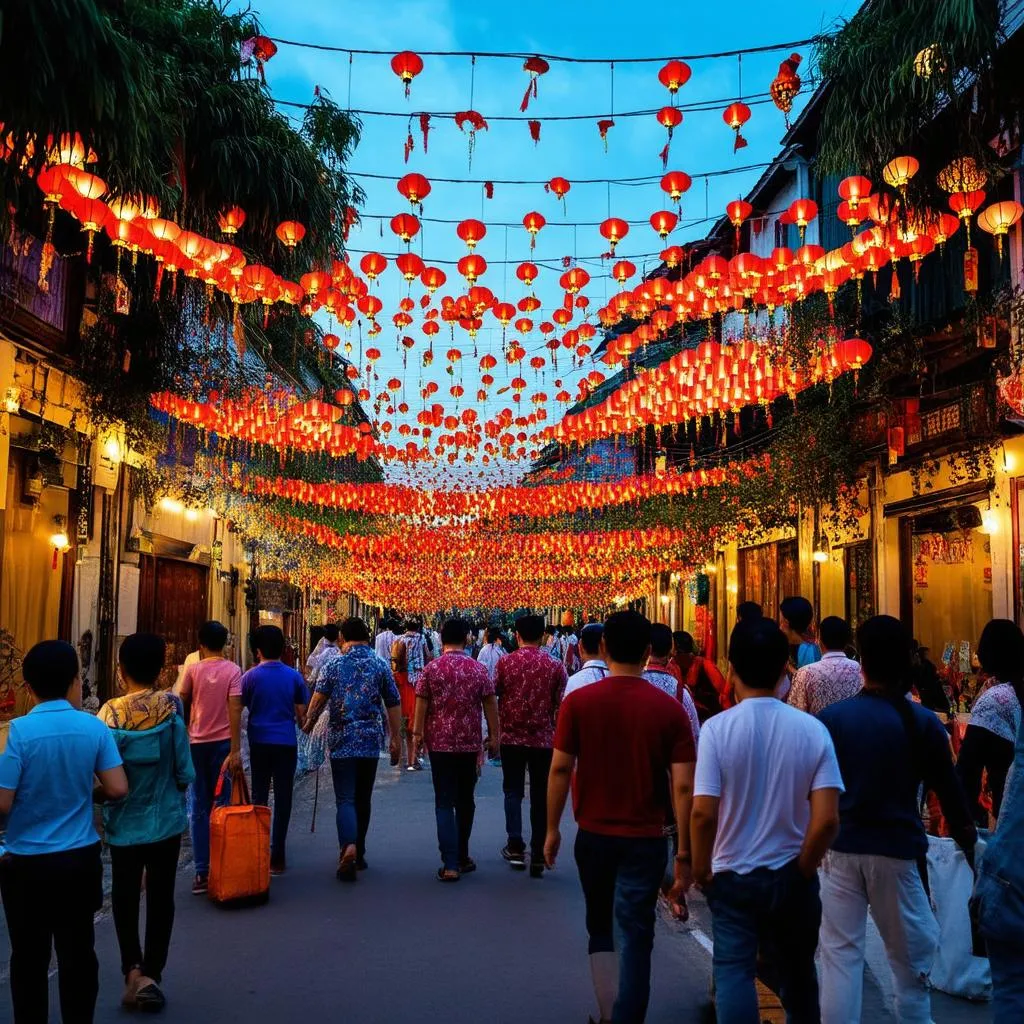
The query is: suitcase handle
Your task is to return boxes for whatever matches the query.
[214,759,252,806]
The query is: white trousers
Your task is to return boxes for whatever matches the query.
[819,850,940,1024]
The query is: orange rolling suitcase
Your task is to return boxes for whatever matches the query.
[208,763,271,907]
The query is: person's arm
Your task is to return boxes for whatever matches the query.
[788,669,810,713]
[544,747,575,868]
[798,787,841,877]
[552,664,568,723]
[177,665,194,727]
[690,795,719,888]
[293,674,310,728]
[303,692,328,733]
[173,713,196,789]
[411,695,429,756]
[96,765,129,801]
[957,724,1013,825]
[666,760,696,903]
[228,695,244,772]
[386,704,403,761]
[482,693,500,757]
[925,718,978,861]
[0,729,21,814]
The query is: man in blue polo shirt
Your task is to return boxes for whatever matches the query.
[0,639,128,1023]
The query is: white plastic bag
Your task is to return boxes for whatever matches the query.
[296,711,328,774]
[926,835,991,1001]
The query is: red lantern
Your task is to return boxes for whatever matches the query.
[599,217,629,253]
[516,262,539,288]
[769,53,802,127]
[391,51,424,97]
[838,176,872,210]
[397,172,431,206]
[649,210,678,240]
[359,252,388,281]
[789,198,818,242]
[661,170,692,204]
[457,254,487,283]
[612,260,636,284]
[395,252,424,281]
[217,206,246,236]
[390,213,420,243]
[723,102,751,151]
[420,266,447,293]
[658,60,692,94]
[547,177,571,206]
[322,333,340,352]
[275,220,305,248]
[456,218,487,249]
[523,211,546,250]
[521,56,550,111]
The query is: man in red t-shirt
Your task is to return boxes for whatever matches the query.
[546,610,695,1024]
[495,613,567,877]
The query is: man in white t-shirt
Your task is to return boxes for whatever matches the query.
[476,626,506,681]
[691,617,843,1023]
[374,619,397,663]
[563,624,608,696]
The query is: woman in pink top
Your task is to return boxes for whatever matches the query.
[176,621,243,895]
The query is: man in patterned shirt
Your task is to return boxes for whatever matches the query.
[304,617,402,881]
[788,616,863,716]
[413,618,499,882]
[496,614,568,877]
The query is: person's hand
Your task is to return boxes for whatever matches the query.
[486,734,500,758]
[228,751,243,775]
[544,828,561,869]
[302,715,315,735]
[694,866,714,891]
[389,735,402,762]
[666,858,693,918]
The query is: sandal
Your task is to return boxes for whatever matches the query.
[436,867,461,882]
[135,980,166,1013]
[121,967,142,1008]
[336,845,358,882]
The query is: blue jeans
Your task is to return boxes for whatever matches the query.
[989,940,1024,1022]
[429,751,478,871]
[189,740,231,876]
[249,742,298,865]
[706,860,821,1024]
[501,745,552,860]
[329,756,379,856]
[574,829,668,1023]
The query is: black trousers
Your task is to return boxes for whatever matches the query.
[249,742,298,863]
[109,834,182,982]
[500,744,553,860]
[429,751,478,870]
[0,842,103,1024]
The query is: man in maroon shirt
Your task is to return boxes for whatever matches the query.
[413,618,499,882]
[546,610,695,1024]
[496,613,568,877]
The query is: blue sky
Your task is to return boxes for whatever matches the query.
[254,0,860,486]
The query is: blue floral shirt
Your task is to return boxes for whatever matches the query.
[315,645,400,759]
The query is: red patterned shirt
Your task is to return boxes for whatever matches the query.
[415,652,495,753]
[496,646,568,748]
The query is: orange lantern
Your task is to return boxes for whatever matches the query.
[977,200,1024,259]
[217,206,246,236]
[838,176,872,210]
[391,51,424,97]
[612,259,636,284]
[65,168,106,201]
[275,220,305,248]
[420,266,447,292]
[73,197,110,263]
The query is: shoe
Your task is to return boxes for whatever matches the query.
[405,764,418,772]
[336,848,358,882]
[135,980,166,1013]
[530,862,544,879]
[191,873,208,895]
[121,968,142,1008]
[459,857,477,874]
[270,860,286,876]
[356,857,369,871]
[501,845,527,869]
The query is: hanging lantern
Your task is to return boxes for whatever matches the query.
[599,217,629,253]
[660,246,684,269]
[457,253,487,284]
[390,212,421,243]
[612,259,636,284]
[560,267,591,294]
[516,261,539,288]
[726,199,753,252]
[391,51,424,97]
[546,176,571,209]
[769,53,802,127]
[397,172,431,207]
[882,155,919,196]
[359,252,388,281]
[938,156,987,195]
[217,206,246,236]
[914,45,946,79]
[65,168,107,201]
[420,266,447,293]
[395,252,425,281]
[658,60,692,94]
[788,198,818,242]
[723,102,751,151]
[521,56,550,111]
[455,110,489,168]
[72,197,109,263]
[523,211,546,250]
[661,170,692,205]
[456,218,487,249]
[275,220,305,248]
[657,107,682,165]
[838,176,872,211]
[322,332,340,353]
[977,201,1024,260]
[649,210,678,240]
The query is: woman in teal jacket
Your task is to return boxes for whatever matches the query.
[99,633,194,1012]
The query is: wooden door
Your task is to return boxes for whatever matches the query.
[777,539,800,606]
[138,556,209,678]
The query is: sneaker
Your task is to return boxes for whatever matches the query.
[501,845,527,869]
[191,873,208,895]
[405,764,418,772]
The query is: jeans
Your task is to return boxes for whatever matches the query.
[706,859,822,1024]
[429,751,478,871]
[189,739,231,876]
[249,742,298,864]
[989,939,1024,1022]
[501,744,552,860]
[574,829,668,1023]
[329,756,379,856]
[110,835,182,981]
[0,842,103,1023]
[819,850,939,1024]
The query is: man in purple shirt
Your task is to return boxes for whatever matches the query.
[413,618,499,882]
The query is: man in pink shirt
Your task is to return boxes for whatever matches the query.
[496,614,568,877]
[176,621,243,895]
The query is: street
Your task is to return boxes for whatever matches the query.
[1,763,992,1024]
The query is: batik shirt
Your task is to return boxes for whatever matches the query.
[495,647,567,748]
[393,633,428,682]
[415,651,495,753]
[99,689,181,731]
[788,651,864,717]
[315,645,400,759]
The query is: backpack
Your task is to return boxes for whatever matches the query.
[391,638,408,675]
[684,657,725,723]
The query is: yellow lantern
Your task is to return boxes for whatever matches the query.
[977,200,1023,259]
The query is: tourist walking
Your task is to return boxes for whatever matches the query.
[787,616,862,716]
[307,623,341,685]
[99,633,194,1011]
[0,641,128,1024]
[476,625,506,681]
[374,618,398,663]
[563,622,607,696]
[545,610,696,1023]
[779,596,822,672]
[412,618,499,881]
[672,630,729,721]
[691,616,843,1023]
[392,619,432,770]
[957,618,1024,825]
[644,623,700,745]
[817,615,977,1024]
[496,613,568,875]
[176,620,243,895]
[304,617,402,881]
[242,625,310,874]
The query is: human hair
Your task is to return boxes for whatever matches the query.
[579,623,603,656]
[340,617,370,643]
[819,616,852,652]
[118,633,166,687]
[673,630,695,655]
[779,596,814,635]
[403,618,421,633]
[515,614,545,643]
[253,624,285,661]
[602,610,652,666]
[728,618,789,691]
[856,615,913,694]
[977,619,1024,690]
[22,640,79,700]
[323,623,340,643]
[198,620,228,652]
[650,622,673,658]
[543,622,556,637]
[737,601,762,623]
[441,617,471,647]
[388,618,401,632]
[486,626,501,644]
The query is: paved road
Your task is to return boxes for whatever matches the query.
[0,762,994,1023]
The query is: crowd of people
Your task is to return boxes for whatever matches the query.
[0,594,1022,1023]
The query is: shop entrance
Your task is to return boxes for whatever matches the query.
[138,555,209,685]
[738,537,799,624]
